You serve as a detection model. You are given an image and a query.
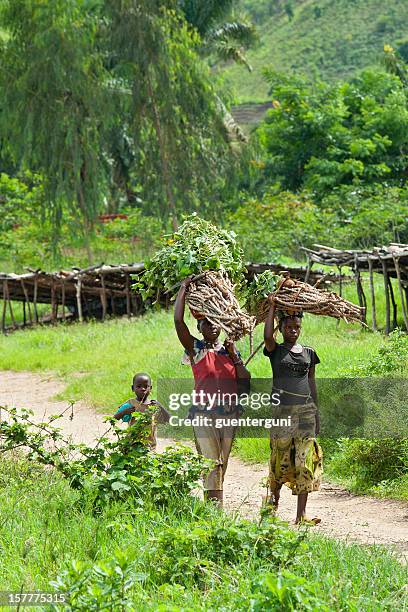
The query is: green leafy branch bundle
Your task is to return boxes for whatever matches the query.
[244,270,281,323]
[134,214,256,340]
[134,214,246,300]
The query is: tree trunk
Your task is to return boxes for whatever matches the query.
[368,259,377,331]
[78,165,94,264]
[146,72,178,231]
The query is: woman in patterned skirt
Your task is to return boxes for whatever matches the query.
[264,296,323,525]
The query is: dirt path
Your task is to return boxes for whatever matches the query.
[1,371,407,560]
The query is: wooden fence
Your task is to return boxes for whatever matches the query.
[302,243,408,333]
[0,261,350,333]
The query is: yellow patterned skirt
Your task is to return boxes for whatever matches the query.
[268,403,323,496]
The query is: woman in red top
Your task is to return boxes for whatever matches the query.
[174,277,251,506]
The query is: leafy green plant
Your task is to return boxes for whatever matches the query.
[348,330,408,376]
[250,570,329,611]
[146,516,306,586]
[134,213,246,300]
[51,552,140,611]
[328,438,408,490]
[244,270,280,315]
[0,406,209,510]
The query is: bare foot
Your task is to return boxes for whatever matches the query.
[295,516,322,526]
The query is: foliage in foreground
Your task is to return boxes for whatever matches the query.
[52,513,306,610]
[0,405,208,510]
[0,451,406,610]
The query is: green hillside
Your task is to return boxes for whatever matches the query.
[222,0,408,102]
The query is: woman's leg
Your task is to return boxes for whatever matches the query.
[293,437,322,523]
[268,484,282,509]
[295,492,308,522]
[267,436,291,511]
[193,418,224,506]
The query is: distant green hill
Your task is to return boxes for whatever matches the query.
[222,0,408,102]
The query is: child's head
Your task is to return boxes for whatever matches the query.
[278,311,303,344]
[196,318,221,343]
[132,372,152,401]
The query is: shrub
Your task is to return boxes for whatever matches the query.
[51,514,306,606]
[249,570,329,611]
[348,330,408,376]
[51,552,141,611]
[228,191,335,261]
[0,406,209,510]
[329,438,408,489]
[145,515,306,586]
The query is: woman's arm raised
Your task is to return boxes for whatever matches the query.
[264,298,278,352]
[174,277,195,353]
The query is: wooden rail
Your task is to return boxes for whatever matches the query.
[0,261,351,333]
[302,244,408,333]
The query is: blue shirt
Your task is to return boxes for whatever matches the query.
[115,401,133,423]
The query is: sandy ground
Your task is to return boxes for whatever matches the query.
[1,370,407,561]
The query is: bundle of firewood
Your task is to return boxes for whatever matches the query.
[186,271,256,341]
[267,277,364,324]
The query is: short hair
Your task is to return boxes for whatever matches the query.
[132,372,151,386]
[277,310,304,330]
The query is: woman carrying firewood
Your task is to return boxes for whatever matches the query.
[174,276,251,507]
[264,295,323,525]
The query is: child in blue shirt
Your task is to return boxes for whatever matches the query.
[114,372,169,451]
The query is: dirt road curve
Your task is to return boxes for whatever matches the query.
[1,371,407,560]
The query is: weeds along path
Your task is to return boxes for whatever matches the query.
[1,371,407,560]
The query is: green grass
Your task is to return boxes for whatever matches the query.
[0,455,406,609]
[223,0,408,102]
[323,468,408,502]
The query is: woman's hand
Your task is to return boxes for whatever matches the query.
[224,339,239,359]
[224,340,251,390]
[180,276,193,290]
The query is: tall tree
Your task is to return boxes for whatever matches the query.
[257,69,408,197]
[0,0,111,261]
[106,0,233,229]
[0,0,240,245]
[178,0,257,70]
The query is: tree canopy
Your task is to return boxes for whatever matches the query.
[257,68,408,197]
[0,0,238,253]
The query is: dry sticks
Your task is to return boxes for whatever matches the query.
[186,271,256,341]
[185,272,363,342]
[269,278,364,324]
